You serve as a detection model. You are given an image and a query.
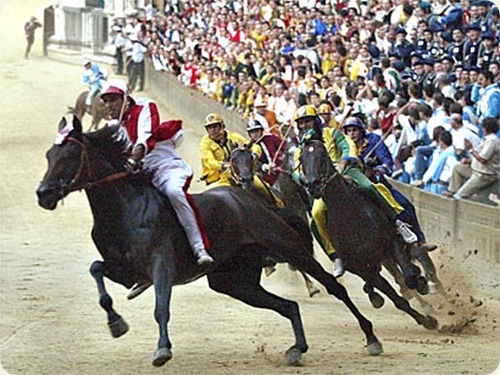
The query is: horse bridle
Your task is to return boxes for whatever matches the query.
[299,140,339,196]
[228,147,253,186]
[56,137,129,195]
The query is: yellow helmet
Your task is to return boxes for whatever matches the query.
[318,103,333,114]
[204,113,223,127]
[294,105,317,122]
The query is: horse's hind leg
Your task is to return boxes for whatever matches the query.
[366,270,438,330]
[411,249,445,296]
[392,243,428,295]
[207,257,307,366]
[296,258,383,356]
[89,261,129,338]
[383,259,435,315]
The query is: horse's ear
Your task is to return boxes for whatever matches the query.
[72,115,83,134]
[58,117,67,132]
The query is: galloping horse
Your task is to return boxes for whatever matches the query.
[228,145,320,297]
[67,91,108,131]
[298,139,438,330]
[37,117,384,367]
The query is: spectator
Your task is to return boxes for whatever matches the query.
[24,16,42,59]
[443,117,500,200]
[422,131,459,194]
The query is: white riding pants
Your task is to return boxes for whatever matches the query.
[149,158,209,252]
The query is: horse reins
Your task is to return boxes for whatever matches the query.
[63,137,130,193]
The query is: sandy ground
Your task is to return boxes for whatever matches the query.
[1,1,499,374]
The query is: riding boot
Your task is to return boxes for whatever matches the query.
[395,219,418,244]
[328,253,345,278]
[85,104,92,115]
[194,248,214,265]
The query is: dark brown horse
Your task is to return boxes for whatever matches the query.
[298,139,438,330]
[68,91,108,131]
[36,117,384,367]
[228,145,320,297]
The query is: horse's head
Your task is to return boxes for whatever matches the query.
[298,140,336,199]
[37,116,89,210]
[37,116,130,210]
[229,142,255,189]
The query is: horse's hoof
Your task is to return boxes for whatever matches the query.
[309,286,321,298]
[108,316,129,338]
[366,341,383,356]
[152,347,173,367]
[285,347,302,366]
[416,277,430,295]
[369,293,385,309]
[423,316,439,330]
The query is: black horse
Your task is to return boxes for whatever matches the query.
[36,117,384,367]
[228,145,320,297]
[298,139,438,330]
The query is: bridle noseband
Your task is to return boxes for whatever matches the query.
[59,136,129,195]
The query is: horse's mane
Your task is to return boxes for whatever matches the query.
[84,125,132,171]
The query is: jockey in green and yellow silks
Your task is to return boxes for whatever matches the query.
[292,106,417,278]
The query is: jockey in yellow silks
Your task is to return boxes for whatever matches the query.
[293,106,417,278]
[200,113,283,207]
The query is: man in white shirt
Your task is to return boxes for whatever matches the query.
[423,131,459,194]
[450,113,480,159]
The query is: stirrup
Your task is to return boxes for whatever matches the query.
[127,281,152,300]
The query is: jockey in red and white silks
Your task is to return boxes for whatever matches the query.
[101,79,213,265]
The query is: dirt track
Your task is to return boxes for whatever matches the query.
[1,1,499,374]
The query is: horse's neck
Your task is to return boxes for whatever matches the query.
[323,170,353,211]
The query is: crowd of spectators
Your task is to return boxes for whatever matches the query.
[110,0,499,204]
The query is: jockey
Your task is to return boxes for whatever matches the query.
[247,118,286,186]
[100,79,213,299]
[342,117,437,254]
[82,59,108,114]
[317,102,340,130]
[200,113,283,207]
[293,105,418,278]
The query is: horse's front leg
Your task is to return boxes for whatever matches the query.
[151,251,175,367]
[89,261,129,338]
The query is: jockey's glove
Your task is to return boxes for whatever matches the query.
[374,165,391,176]
[262,162,276,173]
[125,158,142,173]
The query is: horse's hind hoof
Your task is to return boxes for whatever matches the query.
[152,347,173,367]
[369,293,385,309]
[108,316,129,338]
[285,347,303,366]
[423,316,438,330]
[366,341,383,356]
